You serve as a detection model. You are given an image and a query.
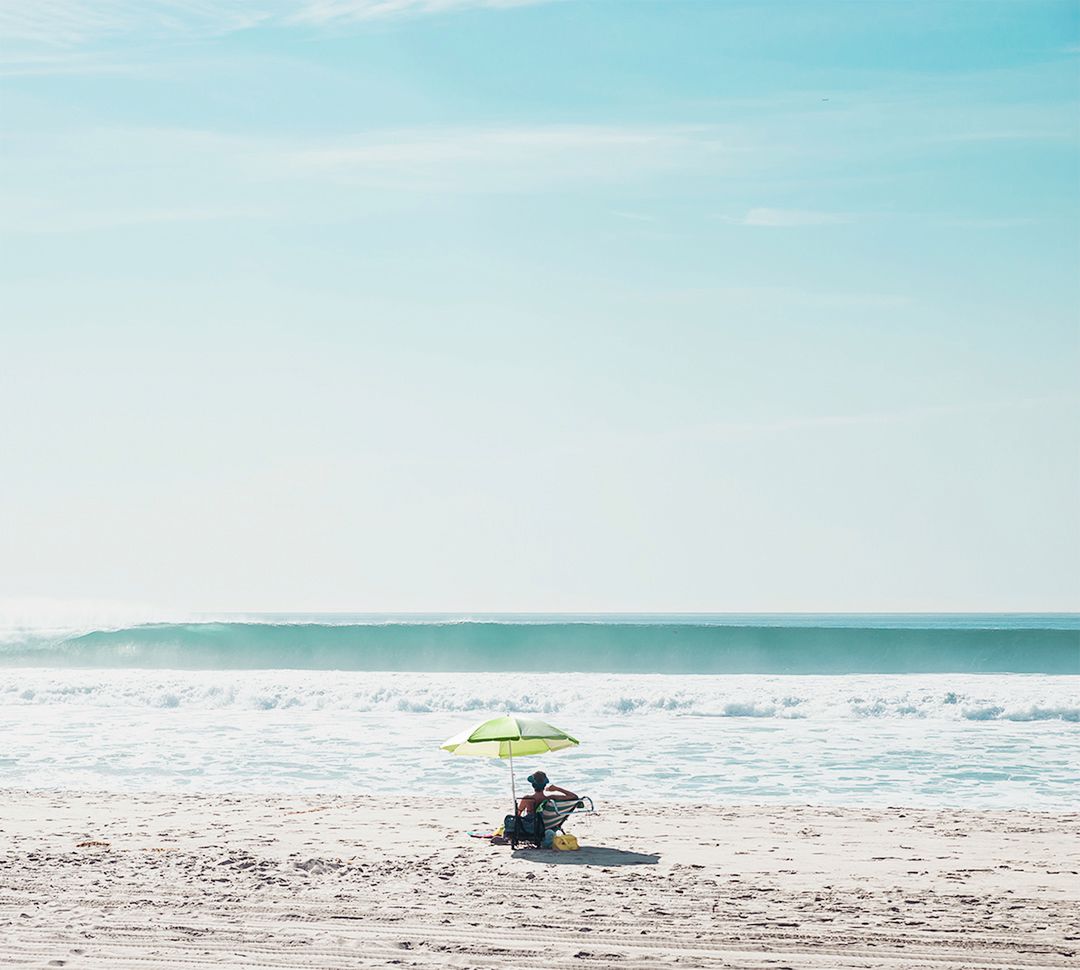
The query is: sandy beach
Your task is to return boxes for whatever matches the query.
[1,791,1076,969]
[5,0,1077,967]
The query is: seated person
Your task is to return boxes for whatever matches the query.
[517,770,577,816]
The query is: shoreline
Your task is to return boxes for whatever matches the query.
[3,785,1079,813]
[2,790,1076,969]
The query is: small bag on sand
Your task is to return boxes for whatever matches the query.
[553,834,579,851]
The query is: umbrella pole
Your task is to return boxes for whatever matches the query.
[508,741,517,815]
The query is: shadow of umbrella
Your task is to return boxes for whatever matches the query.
[511,846,660,866]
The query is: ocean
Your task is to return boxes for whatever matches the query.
[2,614,1077,809]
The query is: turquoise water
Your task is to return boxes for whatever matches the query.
[2,614,1077,673]
[1,615,1076,808]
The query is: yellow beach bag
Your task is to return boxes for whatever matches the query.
[553,834,579,851]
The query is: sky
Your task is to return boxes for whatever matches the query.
[1,0,1078,616]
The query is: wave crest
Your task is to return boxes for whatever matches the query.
[0,619,1077,674]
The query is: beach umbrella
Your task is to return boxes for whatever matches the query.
[440,714,579,812]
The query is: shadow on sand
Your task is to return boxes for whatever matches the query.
[511,846,660,866]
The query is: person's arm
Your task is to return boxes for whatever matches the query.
[517,795,534,814]
[546,784,578,799]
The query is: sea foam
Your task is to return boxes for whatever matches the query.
[3,669,1077,722]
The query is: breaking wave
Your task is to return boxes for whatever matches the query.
[0,615,1076,674]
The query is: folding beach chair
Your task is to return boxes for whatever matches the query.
[539,795,595,839]
[505,796,595,849]
[501,795,596,846]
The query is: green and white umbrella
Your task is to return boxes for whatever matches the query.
[441,714,579,811]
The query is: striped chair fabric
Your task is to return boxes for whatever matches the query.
[539,796,594,833]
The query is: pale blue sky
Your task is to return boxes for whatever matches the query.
[1,1,1078,613]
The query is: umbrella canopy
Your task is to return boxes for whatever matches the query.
[440,714,579,813]
[440,714,578,758]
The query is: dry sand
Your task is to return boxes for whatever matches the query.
[1,790,1077,969]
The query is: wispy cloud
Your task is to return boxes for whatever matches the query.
[718,209,1047,231]
[0,123,723,232]
[683,394,1077,444]
[933,215,1043,229]
[284,124,712,188]
[929,127,1074,145]
[0,1,274,46]
[292,0,548,25]
[0,196,266,234]
[610,210,657,223]
[290,125,679,166]
[0,0,550,47]
[726,208,855,228]
[0,50,147,77]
